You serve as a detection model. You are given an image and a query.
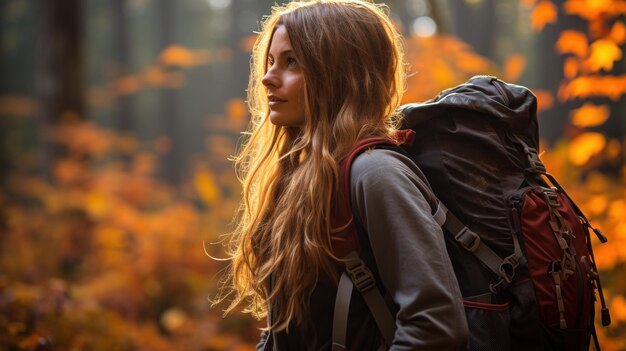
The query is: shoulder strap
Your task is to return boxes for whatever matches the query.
[331,130,416,258]
[332,198,448,350]
[332,252,396,350]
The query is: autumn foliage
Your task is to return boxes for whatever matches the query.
[0,116,261,350]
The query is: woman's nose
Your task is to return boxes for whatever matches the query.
[262,68,279,88]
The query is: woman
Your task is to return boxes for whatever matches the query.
[220,1,468,349]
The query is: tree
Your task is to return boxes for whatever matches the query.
[36,0,84,181]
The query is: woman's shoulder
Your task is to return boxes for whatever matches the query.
[349,147,436,207]
[350,147,415,180]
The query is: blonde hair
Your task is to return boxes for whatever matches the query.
[222,0,406,330]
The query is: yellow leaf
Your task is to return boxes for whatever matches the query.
[503,54,526,82]
[85,191,110,218]
[568,132,606,165]
[569,102,610,127]
[531,1,558,32]
[587,39,622,72]
[195,170,220,206]
[555,30,588,58]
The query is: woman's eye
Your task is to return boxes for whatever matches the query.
[286,58,297,67]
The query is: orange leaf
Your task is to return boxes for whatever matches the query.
[563,57,580,78]
[217,47,234,63]
[587,39,623,71]
[568,132,606,165]
[432,61,455,88]
[606,139,621,161]
[85,191,110,218]
[564,0,626,20]
[610,21,626,45]
[226,98,247,120]
[558,75,626,101]
[531,1,558,32]
[226,98,249,130]
[610,294,626,322]
[160,45,209,67]
[503,54,526,82]
[116,75,141,95]
[587,195,608,216]
[555,30,588,57]
[0,95,38,117]
[531,89,554,112]
[154,135,172,154]
[143,65,185,88]
[239,34,258,53]
[570,102,610,127]
[521,0,539,7]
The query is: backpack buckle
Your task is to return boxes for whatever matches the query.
[455,227,481,252]
[541,188,560,207]
[524,147,546,174]
[346,259,376,293]
[489,253,520,293]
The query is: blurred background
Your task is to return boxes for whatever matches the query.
[0,0,625,350]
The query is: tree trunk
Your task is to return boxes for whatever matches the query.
[35,0,84,181]
[157,0,180,184]
[447,0,496,58]
[113,0,133,132]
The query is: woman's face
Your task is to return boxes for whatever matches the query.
[262,25,306,127]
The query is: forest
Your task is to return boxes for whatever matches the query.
[0,0,625,350]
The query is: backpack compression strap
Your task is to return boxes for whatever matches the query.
[440,205,526,293]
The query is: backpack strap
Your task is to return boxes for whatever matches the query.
[331,130,415,350]
[440,205,525,293]
[332,201,448,350]
[332,252,396,350]
[331,130,416,258]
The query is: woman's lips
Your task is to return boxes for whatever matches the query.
[268,96,287,108]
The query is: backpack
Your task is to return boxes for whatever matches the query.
[330,76,611,351]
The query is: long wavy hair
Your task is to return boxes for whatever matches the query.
[221,0,406,330]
